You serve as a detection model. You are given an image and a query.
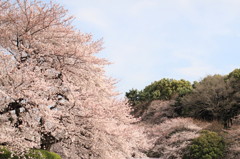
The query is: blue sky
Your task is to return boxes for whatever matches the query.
[51,0,240,95]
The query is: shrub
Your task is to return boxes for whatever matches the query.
[184,130,225,159]
[25,149,62,159]
[0,147,61,159]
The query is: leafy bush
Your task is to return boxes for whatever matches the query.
[0,147,61,159]
[184,130,225,159]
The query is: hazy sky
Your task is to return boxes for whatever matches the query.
[51,0,240,95]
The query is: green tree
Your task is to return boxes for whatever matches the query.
[180,74,240,128]
[143,78,192,100]
[125,89,140,105]
[126,78,192,105]
[228,68,240,80]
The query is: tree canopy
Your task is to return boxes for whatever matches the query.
[178,74,240,128]
[0,0,148,158]
[126,78,192,105]
[127,71,240,129]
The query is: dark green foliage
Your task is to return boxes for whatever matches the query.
[0,147,61,159]
[125,89,142,106]
[126,78,192,105]
[184,130,225,159]
[228,69,240,93]
[127,69,240,128]
[179,74,240,128]
[228,68,240,80]
[143,78,192,100]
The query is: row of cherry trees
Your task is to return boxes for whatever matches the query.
[0,0,149,158]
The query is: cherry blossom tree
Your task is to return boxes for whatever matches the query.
[145,117,205,158]
[0,0,149,158]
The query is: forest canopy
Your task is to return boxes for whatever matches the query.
[126,78,192,105]
[126,69,240,128]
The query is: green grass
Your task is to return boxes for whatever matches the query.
[0,147,18,159]
[26,149,61,159]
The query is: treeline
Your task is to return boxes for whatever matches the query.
[126,69,240,128]
[126,78,193,105]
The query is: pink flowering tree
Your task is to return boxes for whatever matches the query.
[0,0,149,158]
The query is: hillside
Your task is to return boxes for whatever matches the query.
[133,100,240,159]
[126,71,240,159]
